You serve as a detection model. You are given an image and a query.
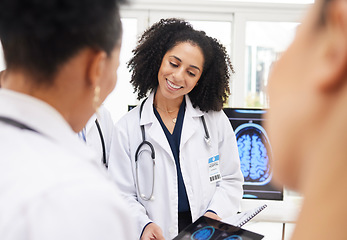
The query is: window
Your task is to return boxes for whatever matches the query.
[231,7,306,108]
[245,21,299,108]
[149,11,233,55]
[189,20,232,56]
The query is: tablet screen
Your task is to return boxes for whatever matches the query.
[173,216,264,240]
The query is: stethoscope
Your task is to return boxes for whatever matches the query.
[135,98,211,201]
[95,119,107,168]
[79,119,107,167]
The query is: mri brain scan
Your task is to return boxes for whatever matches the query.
[191,226,215,240]
[235,123,272,185]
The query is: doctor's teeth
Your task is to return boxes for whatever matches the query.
[167,80,181,89]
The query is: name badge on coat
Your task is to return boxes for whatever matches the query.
[208,155,221,183]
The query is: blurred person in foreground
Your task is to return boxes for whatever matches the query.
[266,0,347,239]
[0,0,136,239]
[0,69,5,86]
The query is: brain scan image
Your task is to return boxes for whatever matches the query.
[173,215,264,240]
[235,122,272,185]
[191,226,215,240]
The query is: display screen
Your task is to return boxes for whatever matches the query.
[173,216,264,240]
[223,108,283,201]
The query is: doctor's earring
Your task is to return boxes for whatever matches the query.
[93,86,101,113]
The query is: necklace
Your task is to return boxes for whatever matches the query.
[154,104,178,124]
[154,105,176,113]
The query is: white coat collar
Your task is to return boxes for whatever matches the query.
[181,95,206,148]
[139,91,156,127]
[85,112,97,134]
[139,91,206,152]
[140,91,204,125]
[184,94,204,118]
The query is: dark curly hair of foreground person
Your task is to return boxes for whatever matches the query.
[128,18,234,112]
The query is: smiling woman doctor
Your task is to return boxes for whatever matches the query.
[108,18,244,240]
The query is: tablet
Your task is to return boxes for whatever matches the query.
[173,216,264,240]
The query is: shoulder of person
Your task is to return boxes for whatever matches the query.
[114,104,141,128]
[97,105,113,123]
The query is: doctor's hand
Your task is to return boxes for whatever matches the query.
[204,211,221,221]
[141,222,165,240]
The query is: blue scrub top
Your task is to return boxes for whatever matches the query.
[153,98,190,212]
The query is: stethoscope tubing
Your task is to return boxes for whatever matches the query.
[95,119,107,168]
[135,98,211,201]
[136,99,156,201]
[135,140,155,201]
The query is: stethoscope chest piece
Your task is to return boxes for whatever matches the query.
[201,115,212,147]
[204,136,212,147]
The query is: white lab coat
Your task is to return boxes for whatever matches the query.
[0,89,136,240]
[109,92,244,239]
[84,105,114,166]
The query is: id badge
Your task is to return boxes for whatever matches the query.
[208,155,221,183]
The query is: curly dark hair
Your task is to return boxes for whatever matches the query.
[128,18,234,112]
[0,0,126,85]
